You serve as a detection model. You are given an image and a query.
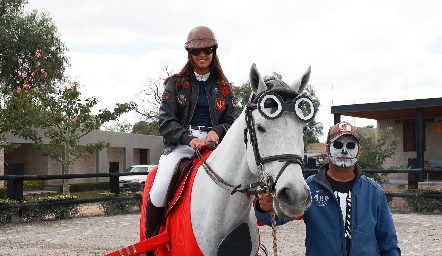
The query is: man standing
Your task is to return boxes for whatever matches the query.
[255,121,401,256]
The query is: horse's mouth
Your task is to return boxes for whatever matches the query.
[275,194,311,219]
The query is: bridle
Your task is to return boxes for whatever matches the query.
[197,82,316,198]
[243,87,309,195]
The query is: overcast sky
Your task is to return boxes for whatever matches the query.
[25,0,442,142]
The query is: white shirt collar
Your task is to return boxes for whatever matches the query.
[194,71,210,82]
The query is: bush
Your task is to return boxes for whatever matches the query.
[70,182,109,192]
[405,189,442,213]
[0,199,19,225]
[0,195,79,225]
[24,180,45,189]
[0,187,6,199]
[99,191,141,215]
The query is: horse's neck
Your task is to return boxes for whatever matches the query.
[206,112,251,184]
[191,112,258,255]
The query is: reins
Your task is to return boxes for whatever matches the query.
[195,148,265,198]
[195,147,280,255]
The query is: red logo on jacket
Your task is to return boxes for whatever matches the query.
[220,86,229,97]
[215,98,226,111]
[162,91,171,101]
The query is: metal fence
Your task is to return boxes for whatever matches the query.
[0,170,148,210]
[1,167,442,211]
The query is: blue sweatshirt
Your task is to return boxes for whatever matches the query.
[255,164,401,256]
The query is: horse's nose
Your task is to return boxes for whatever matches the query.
[276,186,310,204]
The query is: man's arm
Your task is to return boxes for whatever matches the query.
[376,192,401,256]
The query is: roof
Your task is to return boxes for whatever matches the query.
[331,97,442,120]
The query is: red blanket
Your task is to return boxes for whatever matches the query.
[138,151,213,255]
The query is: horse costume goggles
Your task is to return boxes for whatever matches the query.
[254,91,315,123]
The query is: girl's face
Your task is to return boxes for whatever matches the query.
[189,47,213,74]
[328,135,360,168]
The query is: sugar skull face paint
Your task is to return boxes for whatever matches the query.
[328,135,359,168]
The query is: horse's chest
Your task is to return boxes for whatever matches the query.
[190,168,258,256]
[156,158,259,256]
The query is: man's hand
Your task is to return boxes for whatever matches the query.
[258,193,274,211]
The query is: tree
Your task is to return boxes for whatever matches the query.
[357,130,399,182]
[1,0,69,146]
[0,0,68,89]
[231,82,249,115]
[1,1,136,195]
[135,65,172,135]
[132,121,160,136]
[302,84,323,149]
[31,81,136,195]
[101,119,133,133]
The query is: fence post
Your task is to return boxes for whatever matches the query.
[7,163,24,201]
[109,162,119,194]
[407,158,418,190]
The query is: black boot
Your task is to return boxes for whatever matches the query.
[145,197,165,256]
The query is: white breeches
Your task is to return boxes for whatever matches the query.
[149,129,208,207]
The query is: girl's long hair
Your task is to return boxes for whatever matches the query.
[163,50,231,91]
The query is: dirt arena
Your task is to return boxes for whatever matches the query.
[0,206,441,255]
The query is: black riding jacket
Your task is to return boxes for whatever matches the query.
[159,72,237,154]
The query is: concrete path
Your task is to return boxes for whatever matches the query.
[0,213,440,255]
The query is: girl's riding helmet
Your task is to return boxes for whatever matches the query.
[185,26,218,49]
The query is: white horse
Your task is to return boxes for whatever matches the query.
[107,63,314,256]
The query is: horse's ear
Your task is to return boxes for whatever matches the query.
[290,66,311,94]
[249,63,267,95]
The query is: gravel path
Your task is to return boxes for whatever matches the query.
[0,212,441,255]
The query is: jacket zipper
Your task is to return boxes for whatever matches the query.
[315,178,346,255]
[206,82,216,126]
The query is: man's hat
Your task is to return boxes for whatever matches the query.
[327,121,360,143]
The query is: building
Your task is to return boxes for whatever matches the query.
[1,130,163,187]
[332,97,442,185]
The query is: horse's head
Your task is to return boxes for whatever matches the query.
[246,63,313,218]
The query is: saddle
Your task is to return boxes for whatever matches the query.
[162,156,196,219]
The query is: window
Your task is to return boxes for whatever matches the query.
[403,122,426,152]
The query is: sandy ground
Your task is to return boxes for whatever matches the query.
[0,204,441,256]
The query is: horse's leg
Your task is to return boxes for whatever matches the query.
[217,223,252,255]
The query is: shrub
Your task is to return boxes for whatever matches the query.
[405,189,442,213]
[24,180,46,189]
[0,199,20,225]
[99,191,141,215]
[0,195,79,224]
[0,187,6,199]
[41,195,79,220]
[70,182,109,192]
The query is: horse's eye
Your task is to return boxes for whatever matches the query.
[303,126,308,133]
[256,125,266,133]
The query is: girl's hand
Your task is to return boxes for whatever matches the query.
[189,138,206,151]
[205,130,219,145]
